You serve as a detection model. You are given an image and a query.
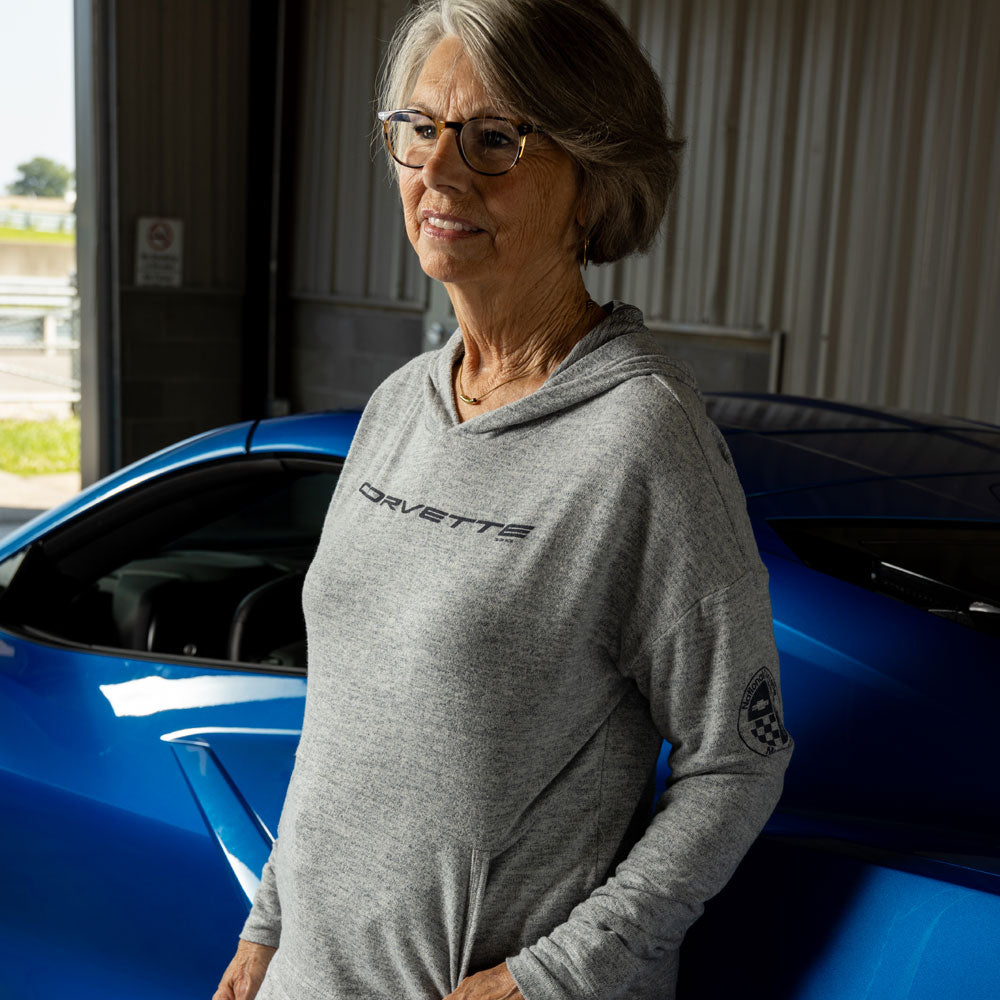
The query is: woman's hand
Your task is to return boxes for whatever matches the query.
[443,961,524,1000]
[212,939,277,1000]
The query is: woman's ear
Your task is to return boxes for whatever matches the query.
[573,170,590,230]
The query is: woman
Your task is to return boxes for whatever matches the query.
[216,1,790,998]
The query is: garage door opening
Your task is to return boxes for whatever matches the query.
[0,0,80,541]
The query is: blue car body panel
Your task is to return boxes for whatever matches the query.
[163,729,291,899]
[0,642,307,999]
[247,409,359,459]
[1,395,998,999]
[678,837,1000,1000]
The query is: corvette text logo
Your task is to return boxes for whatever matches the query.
[357,482,534,540]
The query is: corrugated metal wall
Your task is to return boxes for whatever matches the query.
[291,0,999,422]
[115,0,251,460]
[287,0,424,410]
[291,0,422,307]
[117,0,249,290]
[595,0,1000,423]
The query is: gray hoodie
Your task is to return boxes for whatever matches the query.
[241,302,791,1000]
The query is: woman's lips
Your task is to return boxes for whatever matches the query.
[421,211,484,239]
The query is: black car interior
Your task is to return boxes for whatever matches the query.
[0,456,342,670]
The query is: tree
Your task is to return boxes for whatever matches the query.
[6,156,74,198]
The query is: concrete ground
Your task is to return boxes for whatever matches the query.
[0,469,81,541]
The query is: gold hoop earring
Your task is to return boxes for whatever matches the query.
[582,236,590,270]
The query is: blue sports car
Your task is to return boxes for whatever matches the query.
[0,395,997,999]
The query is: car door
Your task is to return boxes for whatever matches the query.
[0,453,341,1000]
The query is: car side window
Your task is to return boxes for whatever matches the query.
[0,458,341,670]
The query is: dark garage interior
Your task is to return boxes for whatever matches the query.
[0,2,998,999]
[73,0,1000,483]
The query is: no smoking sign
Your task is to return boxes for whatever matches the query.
[136,217,184,287]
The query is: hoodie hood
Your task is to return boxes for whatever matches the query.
[426,302,698,434]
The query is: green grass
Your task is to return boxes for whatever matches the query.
[0,417,80,475]
[0,225,75,245]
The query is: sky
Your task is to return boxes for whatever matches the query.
[0,0,76,193]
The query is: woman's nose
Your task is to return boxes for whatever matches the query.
[420,127,470,193]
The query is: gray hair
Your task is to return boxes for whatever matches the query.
[377,0,684,265]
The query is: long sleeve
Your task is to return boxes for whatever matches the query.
[507,567,791,998]
[507,373,793,999]
[240,846,282,948]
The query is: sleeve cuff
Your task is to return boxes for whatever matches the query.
[239,919,281,950]
[507,943,598,1000]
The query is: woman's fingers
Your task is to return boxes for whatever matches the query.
[211,966,237,1000]
[443,961,523,1000]
[212,941,277,1000]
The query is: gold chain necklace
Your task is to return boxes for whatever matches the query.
[456,299,599,405]
[456,356,548,405]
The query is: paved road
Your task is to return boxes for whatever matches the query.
[0,348,78,420]
[0,470,80,541]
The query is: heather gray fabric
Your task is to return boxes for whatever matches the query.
[240,302,791,1000]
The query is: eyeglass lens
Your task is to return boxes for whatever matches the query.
[386,112,521,174]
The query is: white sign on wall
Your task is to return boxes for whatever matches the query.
[135,217,183,287]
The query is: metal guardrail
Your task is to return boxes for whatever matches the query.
[0,207,76,234]
[0,311,78,349]
[0,277,78,347]
[0,276,76,304]
[0,278,81,413]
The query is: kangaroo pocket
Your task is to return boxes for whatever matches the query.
[466,809,600,978]
[274,794,495,1000]
[455,847,491,988]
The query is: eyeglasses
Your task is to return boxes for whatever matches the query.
[377,110,540,176]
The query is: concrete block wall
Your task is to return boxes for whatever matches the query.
[0,244,76,279]
[291,301,423,413]
[119,289,244,462]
